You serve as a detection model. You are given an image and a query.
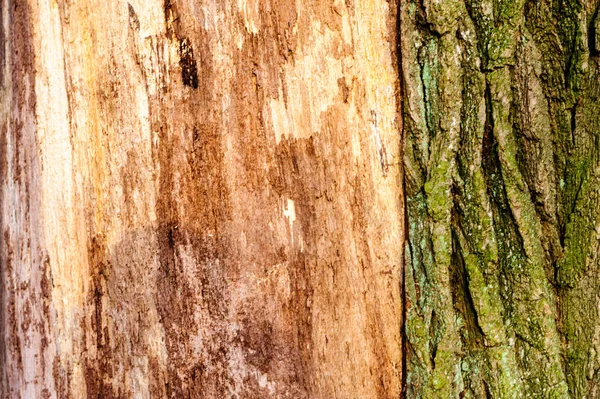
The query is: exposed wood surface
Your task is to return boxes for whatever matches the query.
[0,0,403,398]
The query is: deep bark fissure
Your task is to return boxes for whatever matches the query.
[449,227,486,350]
[397,0,409,394]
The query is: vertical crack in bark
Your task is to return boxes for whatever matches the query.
[590,4,600,57]
[397,0,408,396]
[450,221,486,350]
[400,88,408,399]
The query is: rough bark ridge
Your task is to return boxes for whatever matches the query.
[402,0,600,397]
[0,0,403,398]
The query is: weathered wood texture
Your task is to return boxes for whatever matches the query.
[0,0,403,398]
[402,0,600,397]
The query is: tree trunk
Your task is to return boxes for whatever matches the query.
[5,0,600,398]
[402,0,600,398]
[0,0,403,398]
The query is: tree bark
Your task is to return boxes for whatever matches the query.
[0,0,403,398]
[7,0,600,398]
[402,0,600,397]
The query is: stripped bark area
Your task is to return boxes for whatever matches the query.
[402,0,600,397]
[0,0,403,398]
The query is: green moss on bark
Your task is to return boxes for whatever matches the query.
[401,0,600,397]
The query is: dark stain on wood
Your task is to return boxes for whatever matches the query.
[179,38,198,89]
